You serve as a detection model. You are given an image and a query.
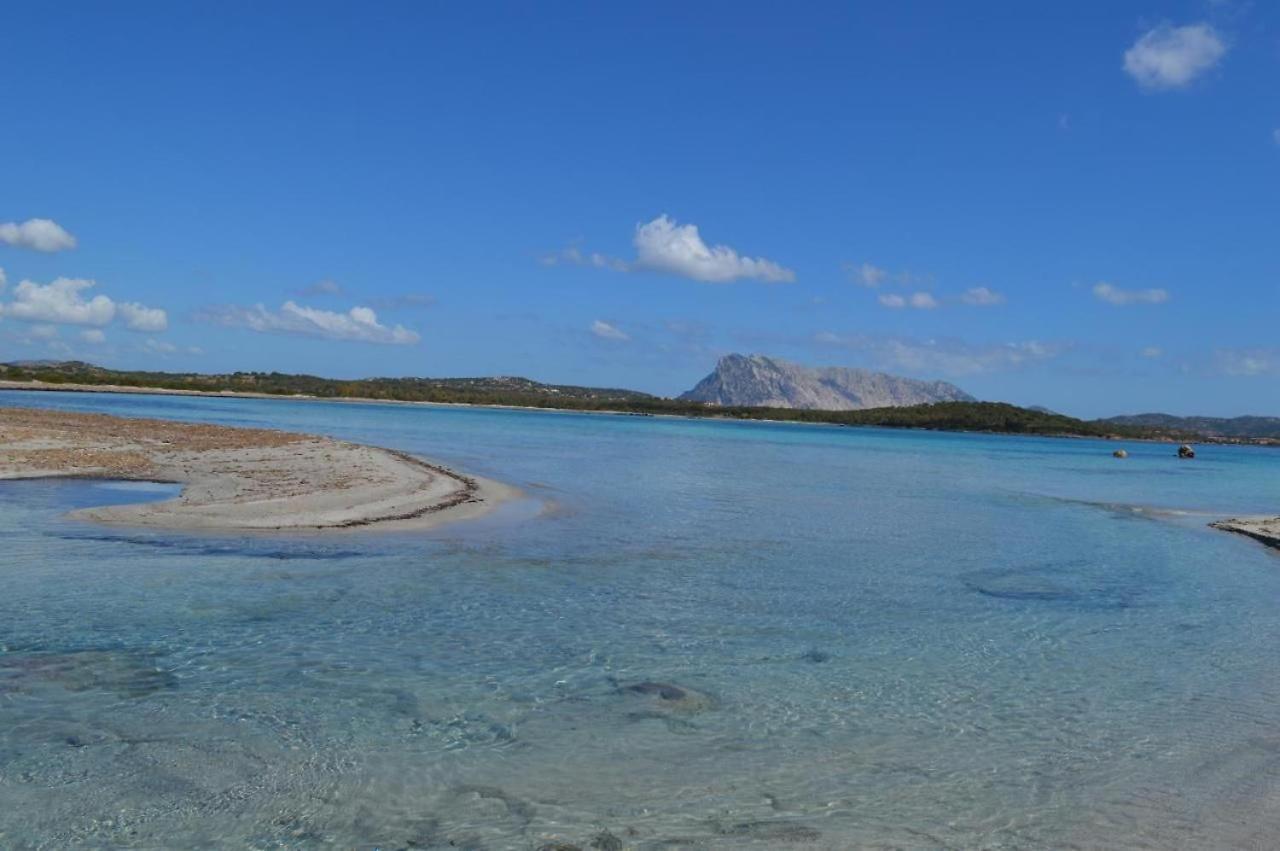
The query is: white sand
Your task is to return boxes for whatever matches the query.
[1210,517,1280,551]
[0,406,514,532]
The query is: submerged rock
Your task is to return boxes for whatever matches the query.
[0,648,178,698]
[618,681,716,713]
[715,820,822,843]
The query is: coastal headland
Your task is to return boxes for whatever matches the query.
[0,406,511,532]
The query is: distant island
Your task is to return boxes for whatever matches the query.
[1,358,1273,445]
[680,354,973,410]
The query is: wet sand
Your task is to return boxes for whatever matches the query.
[0,406,512,532]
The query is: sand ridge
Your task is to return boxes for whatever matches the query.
[0,406,512,532]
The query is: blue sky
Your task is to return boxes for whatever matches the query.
[1,1,1277,417]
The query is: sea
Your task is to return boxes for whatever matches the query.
[3,389,1280,849]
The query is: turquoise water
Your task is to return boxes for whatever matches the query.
[3,390,1280,849]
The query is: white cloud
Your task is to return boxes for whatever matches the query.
[1093,282,1169,306]
[590,319,630,341]
[1212,348,1280,377]
[962,286,1006,306]
[0,278,115,326]
[0,218,77,252]
[0,267,6,292]
[815,331,1066,377]
[0,277,168,333]
[80,329,106,344]
[853,262,888,287]
[1140,345,1163,358]
[145,338,178,354]
[1273,128,1280,146]
[542,246,630,272]
[632,215,795,284]
[199,300,420,345]
[117,301,168,332]
[1123,23,1226,90]
[29,324,59,339]
[878,292,937,309]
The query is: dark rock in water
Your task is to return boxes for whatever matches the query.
[961,566,1138,610]
[1178,444,1196,459]
[799,649,831,664]
[618,681,716,713]
[1112,449,1128,459]
[591,831,624,851]
[716,820,822,843]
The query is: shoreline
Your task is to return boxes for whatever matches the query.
[0,406,515,533]
[0,378,1231,446]
[1209,517,1280,552]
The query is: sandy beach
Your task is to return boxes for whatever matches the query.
[1209,517,1280,551]
[0,406,512,532]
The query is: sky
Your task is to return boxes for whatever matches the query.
[1,1,1277,418]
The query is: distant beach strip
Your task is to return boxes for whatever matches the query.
[0,406,515,532]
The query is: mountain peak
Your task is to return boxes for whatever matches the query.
[680,353,973,410]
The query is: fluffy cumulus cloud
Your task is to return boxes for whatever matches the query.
[878,292,938,309]
[0,277,168,332]
[0,266,6,292]
[1093,282,1169,306]
[543,215,794,284]
[117,302,168,332]
[1123,23,1226,90]
[962,286,1005,306]
[79,329,106,344]
[816,331,1066,377]
[590,319,629,341]
[0,218,77,252]
[631,215,795,283]
[199,300,420,345]
[0,278,116,325]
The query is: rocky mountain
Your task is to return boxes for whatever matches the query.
[679,354,974,410]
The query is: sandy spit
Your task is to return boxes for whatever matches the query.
[0,406,515,533]
[1209,517,1280,551]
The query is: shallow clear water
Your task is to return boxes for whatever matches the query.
[3,390,1280,849]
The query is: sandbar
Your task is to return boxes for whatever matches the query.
[1210,517,1280,551]
[0,406,513,532]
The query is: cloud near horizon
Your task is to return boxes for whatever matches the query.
[815,330,1065,377]
[0,218,77,252]
[1093,282,1169,306]
[1123,23,1226,91]
[199,300,420,345]
[0,277,169,331]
